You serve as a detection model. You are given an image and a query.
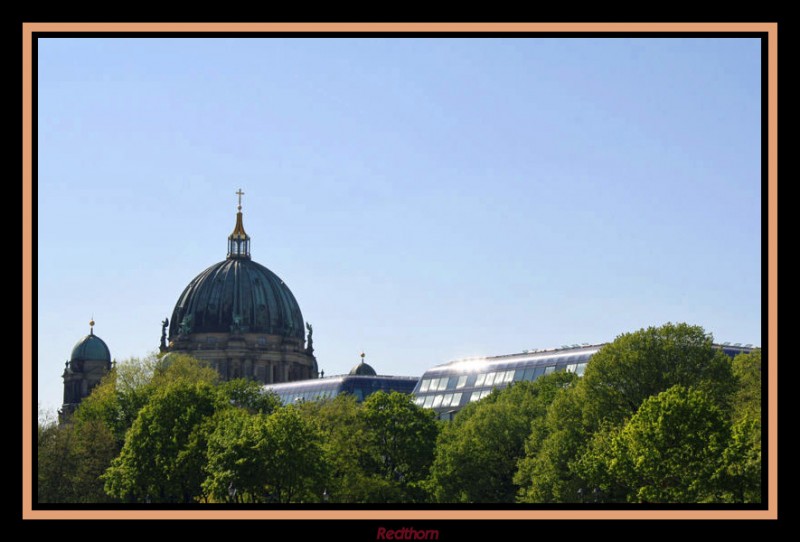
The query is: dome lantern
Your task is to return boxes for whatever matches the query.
[227,188,251,260]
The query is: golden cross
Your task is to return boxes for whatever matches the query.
[236,188,245,210]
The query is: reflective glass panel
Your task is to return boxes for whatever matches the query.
[432,395,444,408]
[420,379,430,392]
[475,373,487,387]
[456,375,468,389]
[485,372,496,386]
[423,395,434,408]
[576,363,587,376]
[452,392,463,406]
[544,365,555,374]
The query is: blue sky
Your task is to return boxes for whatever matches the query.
[37,37,762,413]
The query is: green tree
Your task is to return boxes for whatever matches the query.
[296,395,373,503]
[150,353,219,388]
[260,406,327,503]
[719,349,761,502]
[580,323,735,428]
[514,382,588,503]
[730,349,761,423]
[217,378,281,414]
[103,380,221,502]
[37,419,77,503]
[66,418,119,502]
[37,409,118,503]
[360,391,438,503]
[515,323,736,503]
[429,372,577,503]
[73,356,159,446]
[75,353,218,447]
[203,405,326,503]
[606,385,731,503]
[721,416,761,503]
[203,407,268,503]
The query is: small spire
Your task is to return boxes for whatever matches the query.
[89,316,95,335]
[360,351,366,364]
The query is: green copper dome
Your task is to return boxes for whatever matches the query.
[349,354,377,376]
[70,330,111,363]
[169,200,305,340]
[169,258,305,339]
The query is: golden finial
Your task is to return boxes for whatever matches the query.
[236,188,245,211]
[360,352,366,362]
[89,316,95,335]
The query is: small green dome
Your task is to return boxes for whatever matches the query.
[349,360,377,376]
[70,332,111,363]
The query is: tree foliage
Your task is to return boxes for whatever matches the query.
[102,380,220,502]
[296,395,373,503]
[579,323,734,429]
[719,349,762,502]
[204,405,326,503]
[515,323,748,503]
[37,410,118,503]
[37,324,761,504]
[217,378,282,415]
[514,382,587,503]
[259,406,327,502]
[429,372,577,503]
[730,349,761,423]
[359,391,439,503]
[605,385,730,503]
[202,408,263,502]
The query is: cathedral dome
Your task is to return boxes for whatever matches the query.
[70,321,111,363]
[168,192,305,341]
[169,258,305,339]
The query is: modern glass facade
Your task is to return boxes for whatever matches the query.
[412,345,599,420]
[264,374,419,405]
[413,343,757,420]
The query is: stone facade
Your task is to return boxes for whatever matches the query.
[168,331,317,383]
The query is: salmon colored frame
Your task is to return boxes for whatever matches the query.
[22,22,778,520]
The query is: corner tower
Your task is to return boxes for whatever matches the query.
[61,318,112,419]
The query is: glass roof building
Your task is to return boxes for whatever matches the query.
[413,343,758,420]
[264,374,419,405]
